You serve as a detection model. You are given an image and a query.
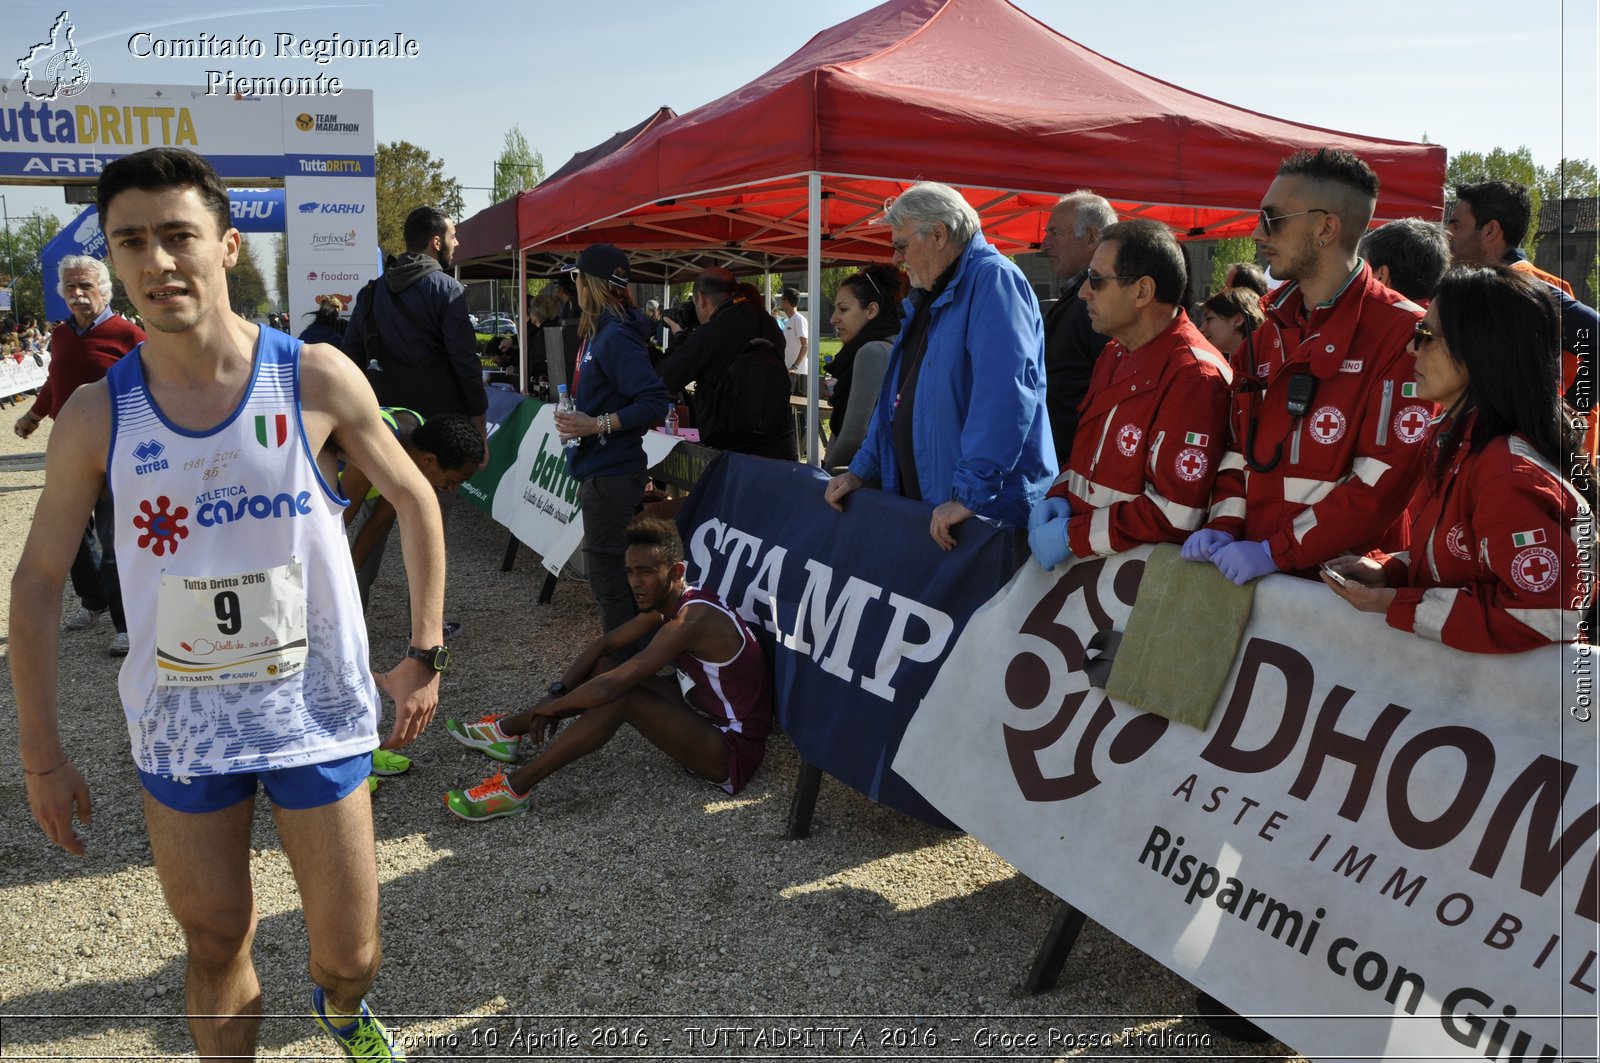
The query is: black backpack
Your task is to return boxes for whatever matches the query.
[698,338,794,452]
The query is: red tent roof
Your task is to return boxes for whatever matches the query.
[515,0,1444,262]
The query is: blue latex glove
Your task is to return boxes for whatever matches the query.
[1180,528,1235,562]
[1028,495,1071,531]
[1213,539,1278,585]
[1028,517,1073,571]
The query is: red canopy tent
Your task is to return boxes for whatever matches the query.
[513,0,1445,265]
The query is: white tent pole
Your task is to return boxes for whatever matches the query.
[517,247,528,395]
[806,172,822,466]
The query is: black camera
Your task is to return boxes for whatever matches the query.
[661,298,699,331]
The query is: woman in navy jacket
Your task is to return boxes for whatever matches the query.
[554,245,670,632]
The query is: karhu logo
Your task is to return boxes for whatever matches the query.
[132,438,170,475]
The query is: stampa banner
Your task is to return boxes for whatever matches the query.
[676,453,1019,825]
[894,547,1597,1061]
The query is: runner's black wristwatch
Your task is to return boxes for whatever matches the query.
[547,681,569,697]
[406,645,450,672]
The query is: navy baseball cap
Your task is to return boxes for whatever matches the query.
[562,244,630,289]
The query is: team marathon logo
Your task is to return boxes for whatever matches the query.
[1115,424,1141,457]
[1307,406,1347,445]
[16,11,92,102]
[132,438,169,475]
[134,496,189,556]
[294,112,361,134]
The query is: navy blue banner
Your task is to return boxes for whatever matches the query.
[675,453,1020,825]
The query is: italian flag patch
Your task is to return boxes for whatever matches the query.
[1511,529,1547,547]
[254,413,289,449]
[1184,432,1209,446]
[1401,382,1418,397]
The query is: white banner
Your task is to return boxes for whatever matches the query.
[895,548,1598,1062]
[285,175,378,324]
[0,352,50,399]
[489,404,682,575]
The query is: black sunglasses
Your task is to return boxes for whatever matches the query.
[1257,207,1329,236]
[1412,324,1442,348]
[1084,268,1138,291]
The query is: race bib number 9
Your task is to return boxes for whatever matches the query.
[156,562,309,686]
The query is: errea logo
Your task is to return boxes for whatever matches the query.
[132,438,170,475]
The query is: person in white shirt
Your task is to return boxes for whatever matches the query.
[780,285,809,394]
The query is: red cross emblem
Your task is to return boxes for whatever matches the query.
[1116,424,1142,457]
[1446,523,1470,561]
[1308,406,1347,444]
[1394,405,1431,445]
[1175,446,1208,483]
[1511,546,1559,593]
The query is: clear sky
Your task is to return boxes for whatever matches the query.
[2,0,1595,227]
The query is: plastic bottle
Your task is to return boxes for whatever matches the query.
[664,406,679,436]
[557,384,579,451]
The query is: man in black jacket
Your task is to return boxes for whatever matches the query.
[343,206,488,455]
[1039,190,1117,467]
[658,268,793,459]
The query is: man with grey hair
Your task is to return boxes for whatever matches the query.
[825,181,1054,548]
[1358,217,1449,304]
[14,254,144,654]
[1039,190,1116,464]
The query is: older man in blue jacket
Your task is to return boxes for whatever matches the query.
[824,181,1055,548]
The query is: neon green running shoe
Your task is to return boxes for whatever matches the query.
[311,985,406,1060]
[370,749,412,776]
[443,714,518,763]
[366,776,379,795]
[444,771,531,822]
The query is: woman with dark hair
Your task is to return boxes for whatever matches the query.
[1323,264,1594,652]
[822,264,903,470]
[1197,286,1265,357]
[297,297,345,346]
[550,244,670,633]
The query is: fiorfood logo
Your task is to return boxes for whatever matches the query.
[310,229,359,251]
[16,11,92,102]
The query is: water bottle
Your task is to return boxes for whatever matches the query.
[557,384,579,451]
[664,406,679,436]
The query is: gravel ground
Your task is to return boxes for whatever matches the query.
[0,410,1308,1061]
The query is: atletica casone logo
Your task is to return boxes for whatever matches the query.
[16,11,93,102]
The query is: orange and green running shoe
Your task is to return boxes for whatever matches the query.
[444,771,531,822]
[443,714,518,763]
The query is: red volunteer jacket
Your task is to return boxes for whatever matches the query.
[1206,264,1429,573]
[1047,309,1232,556]
[1378,414,1590,653]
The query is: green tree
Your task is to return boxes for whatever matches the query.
[374,140,466,258]
[1537,158,1600,204]
[1210,237,1257,293]
[2,209,64,324]
[229,235,269,317]
[492,124,545,203]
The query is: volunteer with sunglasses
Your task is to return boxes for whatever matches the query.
[1321,266,1593,652]
[1026,220,1232,567]
[1182,148,1430,584]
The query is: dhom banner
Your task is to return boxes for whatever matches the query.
[464,398,681,575]
[676,453,1020,825]
[895,547,1597,1060]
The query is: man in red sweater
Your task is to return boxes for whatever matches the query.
[14,256,144,654]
